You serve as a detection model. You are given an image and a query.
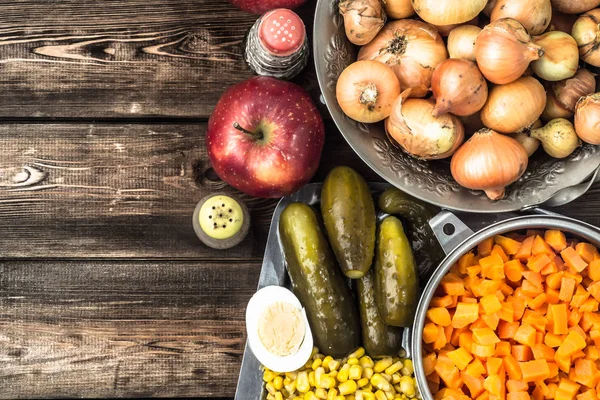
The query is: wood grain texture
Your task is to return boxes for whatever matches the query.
[0,0,320,119]
[0,259,260,398]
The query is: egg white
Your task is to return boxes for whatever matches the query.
[246,286,314,373]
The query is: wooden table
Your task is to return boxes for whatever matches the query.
[1,1,599,398]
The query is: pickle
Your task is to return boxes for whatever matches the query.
[279,202,361,357]
[321,166,376,279]
[374,216,419,327]
[357,268,403,357]
[378,187,444,283]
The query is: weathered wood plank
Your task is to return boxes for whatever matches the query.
[0,259,260,398]
[0,0,320,119]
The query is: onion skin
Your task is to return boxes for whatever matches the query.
[475,18,545,84]
[412,0,486,26]
[572,9,600,68]
[481,77,547,134]
[514,120,543,157]
[553,69,597,112]
[450,128,528,200]
[551,0,600,14]
[433,16,479,37]
[358,19,448,98]
[490,0,551,36]
[575,93,600,145]
[383,0,415,19]
[431,59,488,117]
[447,25,482,61]
[532,31,579,81]
[339,0,386,46]
[542,92,574,121]
[531,118,581,158]
[385,94,465,160]
[336,60,401,123]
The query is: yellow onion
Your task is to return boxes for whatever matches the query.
[431,59,488,117]
[531,118,581,158]
[447,25,482,61]
[433,16,479,37]
[574,93,600,144]
[411,0,486,26]
[385,91,465,160]
[358,19,448,98]
[514,120,543,157]
[384,0,415,19]
[531,31,579,81]
[481,76,547,134]
[550,0,600,14]
[572,9,600,68]
[553,69,597,112]
[339,0,386,46]
[475,18,544,84]
[491,0,551,35]
[547,11,578,34]
[451,128,528,200]
[542,92,574,121]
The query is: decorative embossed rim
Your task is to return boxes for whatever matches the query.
[313,0,600,213]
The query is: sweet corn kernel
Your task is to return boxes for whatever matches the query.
[267,394,275,400]
[315,388,328,399]
[275,392,283,400]
[313,358,323,370]
[264,370,277,383]
[362,384,373,391]
[286,371,298,380]
[339,380,358,395]
[357,390,375,400]
[315,367,325,388]
[311,347,319,358]
[349,365,363,380]
[309,371,315,387]
[329,370,338,379]
[357,377,370,388]
[359,356,374,369]
[384,361,403,376]
[375,390,387,400]
[266,382,277,395]
[273,376,283,390]
[381,373,392,383]
[284,377,292,386]
[392,374,401,384]
[297,371,310,393]
[385,391,395,399]
[329,359,341,372]
[306,391,318,400]
[374,358,393,373]
[371,374,391,391]
[285,380,296,394]
[321,376,336,389]
[348,347,366,359]
[362,367,374,380]
[399,376,415,398]
[347,357,360,366]
[400,360,413,376]
[338,364,350,383]
[327,388,339,400]
[335,396,346,400]
[323,356,334,371]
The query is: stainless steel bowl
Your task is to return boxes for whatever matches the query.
[313,0,600,213]
[412,211,600,399]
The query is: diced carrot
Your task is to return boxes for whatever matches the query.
[461,371,485,398]
[507,379,529,393]
[580,312,600,332]
[495,235,522,255]
[528,253,552,273]
[498,321,520,339]
[572,350,586,363]
[423,322,440,344]
[430,295,454,308]
[576,390,599,400]
[523,271,544,287]
[520,359,550,382]
[549,303,569,335]
[492,245,510,263]
[471,318,490,330]
[546,287,561,304]
[584,345,598,361]
[555,353,572,374]
[514,324,537,347]
[441,280,466,296]
[559,277,577,302]
[452,302,480,329]
[478,237,494,257]
[573,359,600,388]
[479,279,503,297]
[433,326,448,350]
[427,307,452,326]
[521,310,547,332]
[448,347,473,371]
[507,392,530,400]
[459,331,474,351]
[515,236,535,260]
[458,252,476,273]
[547,362,559,379]
[570,285,591,308]
[527,293,547,311]
[535,331,544,344]
[589,260,600,282]
[541,259,560,276]
[499,301,515,323]
[533,235,555,256]
[460,295,478,304]
[576,242,599,264]
[579,298,599,313]
[472,343,496,358]
[507,296,527,320]
[512,345,533,362]
[532,343,556,361]
[565,270,584,285]
[434,353,463,390]
[545,332,566,348]
[522,279,544,297]
[546,230,568,252]
[569,308,583,327]
[503,354,523,379]
[486,357,503,375]
[532,385,544,400]
[484,375,502,396]
[451,326,467,347]
[501,283,515,296]
[481,294,503,315]
[495,341,512,357]
[557,331,587,357]
[476,392,490,400]
[587,281,600,302]
[466,358,487,378]
[562,247,589,273]
[444,325,454,344]
[547,272,565,289]
[423,352,437,376]
[467,265,482,277]
[590,329,600,347]
[481,312,501,330]
[557,378,581,399]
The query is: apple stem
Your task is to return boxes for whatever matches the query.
[233,122,263,139]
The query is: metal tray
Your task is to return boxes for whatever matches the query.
[234,182,517,399]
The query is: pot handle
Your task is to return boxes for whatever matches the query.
[429,211,475,255]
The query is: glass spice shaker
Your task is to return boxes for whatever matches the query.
[244,8,309,80]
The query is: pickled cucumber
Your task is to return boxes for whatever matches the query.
[321,166,376,279]
[279,202,360,357]
[378,187,444,283]
[374,216,419,327]
[357,269,403,357]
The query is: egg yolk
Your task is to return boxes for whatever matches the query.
[258,301,306,357]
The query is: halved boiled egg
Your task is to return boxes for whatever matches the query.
[246,286,313,372]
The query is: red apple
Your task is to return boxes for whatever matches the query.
[228,0,306,14]
[207,76,324,198]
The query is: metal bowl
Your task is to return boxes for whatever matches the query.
[313,0,600,213]
[412,211,600,399]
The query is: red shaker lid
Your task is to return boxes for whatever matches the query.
[258,9,306,57]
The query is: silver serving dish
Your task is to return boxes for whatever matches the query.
[313,0,600,213]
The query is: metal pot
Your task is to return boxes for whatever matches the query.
[412,211,600,399]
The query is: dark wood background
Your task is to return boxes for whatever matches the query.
[1,0,600,398]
